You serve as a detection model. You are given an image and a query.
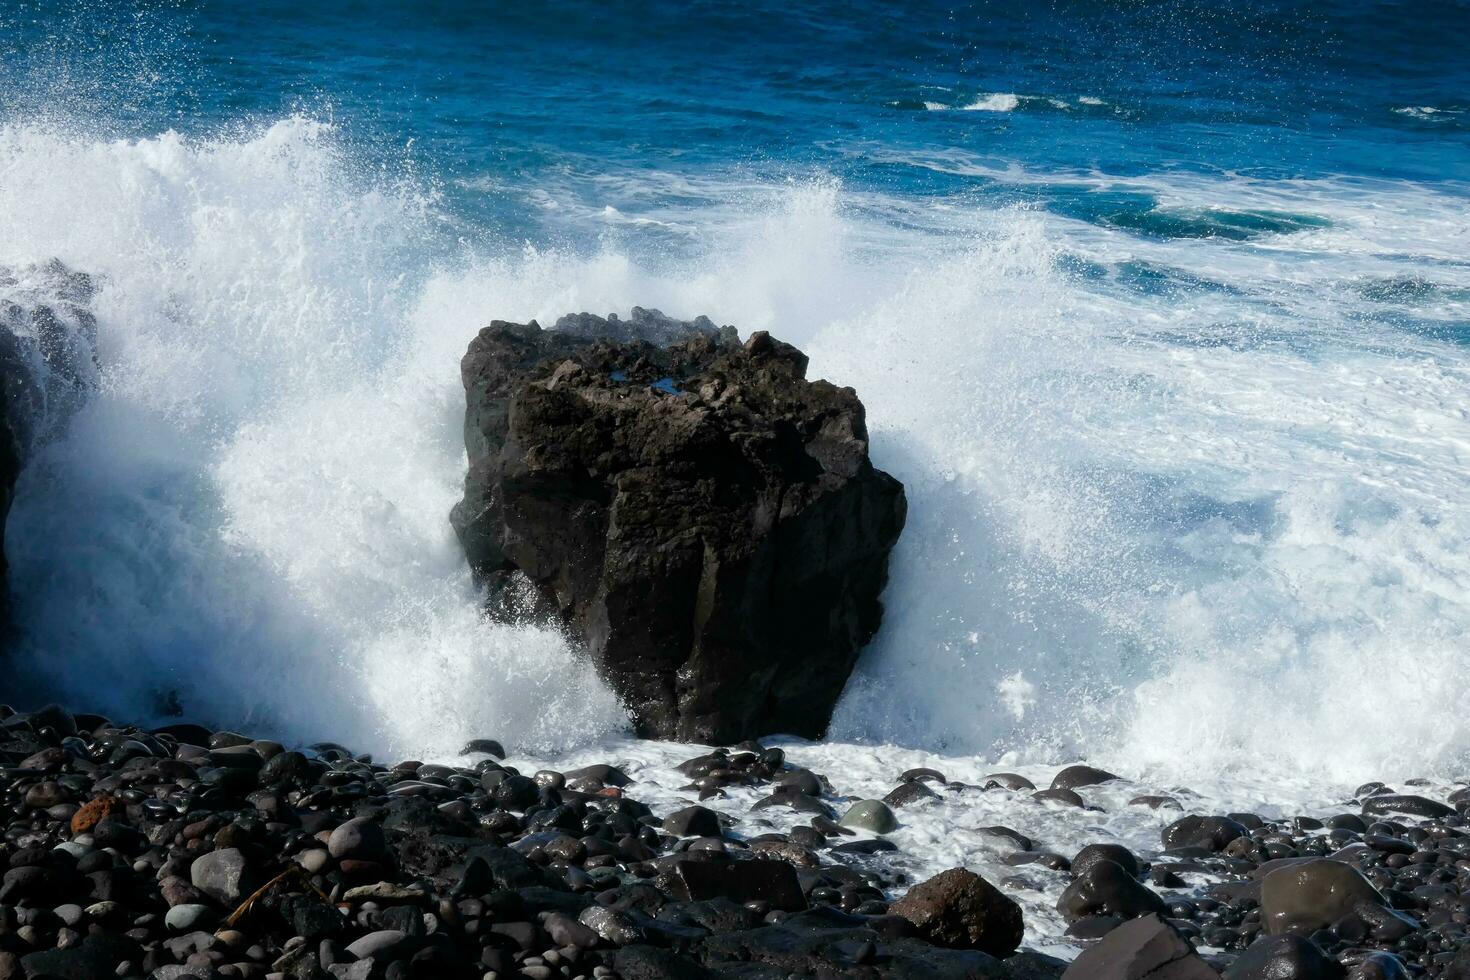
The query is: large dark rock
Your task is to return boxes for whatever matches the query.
[1162,815,1250,853]
[1057,859,1167,922]
[1359,794,1454,819]
[1260,859,1384,935]
[20,932,139,980]
[888,867,1024,957]
[672,857,806,912]
[1223,934,1344,980]
[1060,914,1220,980]
[693,908,1020,979]
[0,260,98,637]
[450,309,907,742]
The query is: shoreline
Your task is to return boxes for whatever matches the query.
[2,703,1466,979]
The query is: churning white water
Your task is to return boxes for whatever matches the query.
[2,117,1469,788]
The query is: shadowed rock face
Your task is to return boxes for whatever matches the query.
[0,390,17,630]
[0,261,99,635]
[451,309,907,743]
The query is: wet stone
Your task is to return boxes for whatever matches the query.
[1051,765,1121,790]
[888,867,1024,957]
[1261,859,1385,935]
[838,800,898,833]
[663,805,721,838]
[883,780,940,808]
[1034,787,1086,808]
[672,859,805,912]
[1058,859,1168,922]
[984,773,1036,791]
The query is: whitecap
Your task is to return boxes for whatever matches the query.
[962,92,1020,112]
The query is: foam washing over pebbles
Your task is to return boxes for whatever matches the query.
[506,736,1459,958]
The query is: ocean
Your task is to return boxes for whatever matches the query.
[2,3,1468,914]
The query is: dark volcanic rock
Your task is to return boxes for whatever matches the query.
[20,933,140,980]
[6,699,1460,980]
[664,804,722,838]
[695,908,1021,979]
[1162,815,1250,853]
[888,867,1024,957]
[1260,859,1384,935]
[1057,859,1168,922]
[1073,843,1141,880]
[672,858,806,912]
[0,260,99,635]
[1223,934,1345,980]
[1051,765,1120,790]
[450,311,907,742]
[1060,914,1220,980]
[1359,794,1454,819]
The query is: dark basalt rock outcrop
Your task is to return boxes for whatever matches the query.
[451,308,907,743]
[0,260,99,635]
[0,376,17,632]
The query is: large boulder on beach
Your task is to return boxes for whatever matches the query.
[1261,859,1384,935]
[450,309,907,742]
[1061,914,1220,980]
[889,867,1024,957]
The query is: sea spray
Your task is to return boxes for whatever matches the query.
[0,117,1467,783]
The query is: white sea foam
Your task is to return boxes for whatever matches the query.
[502,734,1448,957]
[2,115,1468,795]
[963,93,1021,112]
[0,118,627,757]
[1393,106,1449,119]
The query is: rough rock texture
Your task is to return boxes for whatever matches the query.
[0,260,98,635]
[451,309,907,742]
[3,703,1469,979]
[890,868,1025,957]
[0,378,16,631]
[1061,914,1221,980]
[0,705,1078,980]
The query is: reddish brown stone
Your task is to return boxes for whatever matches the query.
[889,867,1024,957]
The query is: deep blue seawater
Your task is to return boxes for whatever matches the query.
[5,1,1468,238]
[0,1,1467,780]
